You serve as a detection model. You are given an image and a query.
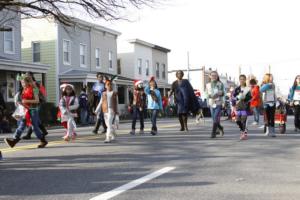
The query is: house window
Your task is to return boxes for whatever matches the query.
[4,26,14,54]
[117,59,121,75]
[32,42,41,63]
[109,51,113,69]
[156,62,160,78]
[138,59,142,75]
[63,40,71,65]
[95,48,100,68]
[162,64,166,79]
[146,60,149,76]
[80,44,87,67]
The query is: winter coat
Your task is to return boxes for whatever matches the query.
[171,79,200,114]
[288,85,300,102]
[260,83,276,106]
[250,85,261,108]
[232,86,252,111]
[59,96,79,123]
[205,81,225,107]
[145,86,163,110]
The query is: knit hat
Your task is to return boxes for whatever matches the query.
[60,83,74,91]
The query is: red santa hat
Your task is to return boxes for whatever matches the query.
[134,80,143,87]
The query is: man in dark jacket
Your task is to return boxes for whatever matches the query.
[169,70,200,132]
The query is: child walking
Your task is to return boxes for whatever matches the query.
[59,84,79,141]
[95,78,118,143]
[4,76,48,148]
[260,73,277,137]
[232,75,252,140]
[129,80,146,135]
[145,77,163,135]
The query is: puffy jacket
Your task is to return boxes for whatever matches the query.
[145,86,163,110]
[250,85,261,107]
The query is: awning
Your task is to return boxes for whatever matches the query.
[0,59,50,73]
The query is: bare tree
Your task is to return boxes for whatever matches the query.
[0,0,163,31]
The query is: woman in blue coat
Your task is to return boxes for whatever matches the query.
[145,77,163,135]
[170,70,200,132]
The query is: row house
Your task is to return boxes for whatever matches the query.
[118,39,171,96]
[21,17,132,111]
[0,10,49,103]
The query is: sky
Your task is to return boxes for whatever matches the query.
[90,0,300,96]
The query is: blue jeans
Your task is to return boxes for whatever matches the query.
[252,107,260,123]
[80,108,88,125]
[131,106,144,130]
[210,105,222,124]
[150,109,159,131]
[14,109,43,139]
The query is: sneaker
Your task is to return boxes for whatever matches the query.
[110,135,115,141]
[92,129,98,134]
[265,126,270,136]
[63,135,70,141]
[101,129,107,134]
[240,131,244,140]
[130,130,135,135]
[139,129,144,135]
[252,122,258,125]
[150,130,157,136]
[104,139,111,143]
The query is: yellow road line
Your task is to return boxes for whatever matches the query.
[0,122,195,154]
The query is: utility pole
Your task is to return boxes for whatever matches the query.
[238,65,241,76]
[187,51,190,81]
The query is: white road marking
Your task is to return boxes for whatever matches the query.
[89,166,176,200]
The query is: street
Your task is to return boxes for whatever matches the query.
[1,117,300,200]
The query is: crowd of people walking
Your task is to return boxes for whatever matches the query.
[1,70,300,152]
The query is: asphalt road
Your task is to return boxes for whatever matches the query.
[1,117,300,200]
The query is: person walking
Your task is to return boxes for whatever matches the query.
[260,73,277,137]
[92,73,107,134]
[249,78,261,126]
[205,71,225,138]
[129,80,146,135]
[22,71,48,140]
[145,77,163,135]
[288,75,300,132]
[79,87,89,126]
[169,70,200,132]
[232,75,252,140]
[59,83,79,141]
[95,78,118,143]
[4,76,48,148]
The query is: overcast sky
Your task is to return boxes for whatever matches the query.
[94,0,300,95]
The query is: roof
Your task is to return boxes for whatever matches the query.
[70,17,121,36]
[59,69,134,82]
[0,59,50,73]
[128,39,171,53]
